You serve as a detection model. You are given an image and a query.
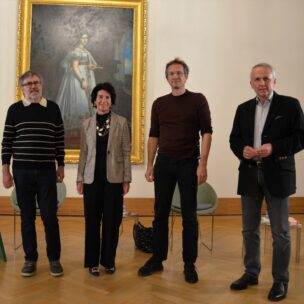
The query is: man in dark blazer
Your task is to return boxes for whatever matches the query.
[229,63,304,302]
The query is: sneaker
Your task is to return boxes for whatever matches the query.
[89,267,100,277]
[49,260,64,277]
[184,264,198,284]
[138,257,163,277]
[21,261,36,277]
[105,267,116,275]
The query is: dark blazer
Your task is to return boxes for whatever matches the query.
[77,112,131,184]
[230,91,304,198]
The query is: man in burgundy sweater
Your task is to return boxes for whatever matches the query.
[138,58,213,283]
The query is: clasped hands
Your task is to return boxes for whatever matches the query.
[243,143,273,159]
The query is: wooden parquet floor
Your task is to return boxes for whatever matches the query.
[0,215,303,304]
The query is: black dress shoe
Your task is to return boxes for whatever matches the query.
[230,273,258,290]
[268,282,288,301]
[138,257,163,277]
[184,264,198,284]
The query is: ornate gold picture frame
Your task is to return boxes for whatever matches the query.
[17,0,146,164]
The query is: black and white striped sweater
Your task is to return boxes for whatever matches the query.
[1,100,65,169]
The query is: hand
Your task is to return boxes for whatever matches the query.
[256,143,273,158]
[56,166,64,183]
[122,182,130,195]
[2,168,14,189]
[76,181,83,195]
[145,166,154,182]
[88,64,96,70]
[81,79,88,90]
[243,146,258,159]
[197,165,207,185]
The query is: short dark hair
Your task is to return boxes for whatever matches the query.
[91,82,116,106]
[165,57,189,78]
[19,70,43,87]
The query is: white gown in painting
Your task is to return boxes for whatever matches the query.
[56,35,97,131]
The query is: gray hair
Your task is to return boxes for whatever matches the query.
[19,70,43,87]
[251,63,277,80]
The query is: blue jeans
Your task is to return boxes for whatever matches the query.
[13,169,61,262]
[152,154,198,265]
[241,168,290,283]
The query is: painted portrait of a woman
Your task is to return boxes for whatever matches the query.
[28,4,140,159]
[56,34,97,132]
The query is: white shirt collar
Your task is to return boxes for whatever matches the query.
[22,97,47,107]
[256,91,274,105]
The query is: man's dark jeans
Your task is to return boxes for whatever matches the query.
[13,168,61,262]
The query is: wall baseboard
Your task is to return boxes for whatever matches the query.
[1,196,303,216]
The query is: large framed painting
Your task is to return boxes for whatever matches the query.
[16,0,146,164]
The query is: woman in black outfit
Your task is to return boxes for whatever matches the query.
[76,82,131,276]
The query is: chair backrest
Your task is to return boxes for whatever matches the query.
[172,182,218,215]
[10,182,67,212]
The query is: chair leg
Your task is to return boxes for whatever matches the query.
[296,224,301,263]
[201,214,215,253]
[170,211,173,251]
[264,223,267,254]
[170,210,176,251]
[13,212,17,262]
[119,221,124,236]
[14,211,23,251]
[241,240,244,257]
[0,233,7,262]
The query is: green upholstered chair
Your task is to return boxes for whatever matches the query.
[170,182,218,253]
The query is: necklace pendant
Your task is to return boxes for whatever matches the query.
[96,113,111,137]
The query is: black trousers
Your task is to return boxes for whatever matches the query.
[152,154,198,265]
[13,168,61,262]
[83,180,123,268]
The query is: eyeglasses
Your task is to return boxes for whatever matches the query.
[167,71,185,77]
[21,81,41,87]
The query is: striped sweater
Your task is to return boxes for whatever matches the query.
[1,100,65,169]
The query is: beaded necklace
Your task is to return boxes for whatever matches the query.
[96,113,111,137]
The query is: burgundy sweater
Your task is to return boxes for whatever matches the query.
[149,90,212,160]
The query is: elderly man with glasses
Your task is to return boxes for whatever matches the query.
[1,70,65,277]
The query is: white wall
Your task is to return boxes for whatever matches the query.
[1,0,304,198]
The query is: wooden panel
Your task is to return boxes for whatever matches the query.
[1,196,303,216]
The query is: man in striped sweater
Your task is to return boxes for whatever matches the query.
[1,71,65,277]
